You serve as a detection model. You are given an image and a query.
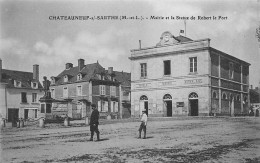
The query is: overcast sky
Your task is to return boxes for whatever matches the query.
[1,0,259,87]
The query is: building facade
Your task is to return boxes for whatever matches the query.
[129,31,250,117]
[49,59,130,119]
[0,59,44,121]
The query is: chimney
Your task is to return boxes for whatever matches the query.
[33,64,39,81]
[78,59,85,71]
[139,40,141,49]
[108,67,113,74]
[0,58,2,82]
[65,63,73,69]
[250,85,253,89]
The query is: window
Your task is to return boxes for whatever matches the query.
[15,80,21,87]
[63,87,68,97]
[41,104,45,113]
[51,88,55,98]
[46,103,51,113]
[35,110,37,118]
[189,57,197,73]
[229,62,234,79]
[32,82,38,89]
[77,74,82,81]
[77,85,82,96]
[236,95,240,101]
[32,93,37,103]
[140,63,147,78]
[64,75,68,82]
[222,92,227,100]
[212,91,217,99]
[100,85,105,95]
[110,86,116,96]
[21,92,27,103]
[164,60,171,75]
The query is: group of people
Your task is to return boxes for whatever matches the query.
[89,104,148,141]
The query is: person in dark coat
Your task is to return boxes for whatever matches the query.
[89,104,100,141]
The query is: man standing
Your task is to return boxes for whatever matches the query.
[138,110,147,139]
[89,104,100,141]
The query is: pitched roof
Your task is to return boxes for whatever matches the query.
[114,71,131,87]
[1,69,43,89]
[53,62,131,86]
[54,62,106,85]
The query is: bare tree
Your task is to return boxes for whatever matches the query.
[256,25,260,42]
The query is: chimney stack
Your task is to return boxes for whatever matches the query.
[0,58,2,82]
[139,40,141,49]
[108,67,113,74]
[33,64,39,81]
[66,63,73,69]
[78,59,85,71]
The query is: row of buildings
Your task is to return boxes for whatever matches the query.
[0,31,253,122]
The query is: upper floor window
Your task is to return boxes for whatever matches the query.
[222,92,227,100]
[64,75,68,82]
[21,92,27,103]
[164,60,171,75]
[15,80,22,87]
[110,86,116,96]
[32,93,37,103]
[51,77,55,85]
[140,63,147,78]
[63,87,68,97]
[50,88,55,98]
[229,62,234,79]
[100,85,105,95]
[31,82,38,89]
[189,57,197,73]
[77,74,82,81]
[77,85,82,96]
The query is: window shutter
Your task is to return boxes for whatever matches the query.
[115,102,118,112]
[110,101,113,112]
[98,101,101,111]
[105,101,108,112]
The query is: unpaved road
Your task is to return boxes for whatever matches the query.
[1,117,260,163]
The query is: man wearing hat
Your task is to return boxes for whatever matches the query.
[89,103,100,141]
[138,110,147,139]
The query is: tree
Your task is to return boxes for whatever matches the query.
[256,25,260,42]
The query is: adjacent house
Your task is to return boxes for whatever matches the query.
[49,59,130,119]
[0,59,44,122]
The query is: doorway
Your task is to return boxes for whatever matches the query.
[140,95,148,116]
[189,99,198,116]
[8,108,19,122]
[163,94,172,117]
[189,92,199,116]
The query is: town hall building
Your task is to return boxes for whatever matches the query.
[129,31,250,117]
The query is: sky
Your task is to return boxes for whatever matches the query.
[0,0,259,87]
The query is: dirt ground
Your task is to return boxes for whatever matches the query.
[0,117,260,163]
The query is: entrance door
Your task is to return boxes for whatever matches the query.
[166,101,172,117]
[8,108,19,122]
[144,101,148,116]
[190,99,198,116]
[24,109,29,119]
[189,92,199,116]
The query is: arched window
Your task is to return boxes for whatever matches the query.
[230,94,233,101]
[212,91,217,99]
[222,92,227,100]
[140,95,148,101]
[243,96,247,103]
[163,94,172,100]
[236,95,240,101]
[189,92,198,99]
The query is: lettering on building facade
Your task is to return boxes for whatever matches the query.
[184,79,203,84]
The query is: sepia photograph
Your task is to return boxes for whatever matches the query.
[0,0,259,162]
